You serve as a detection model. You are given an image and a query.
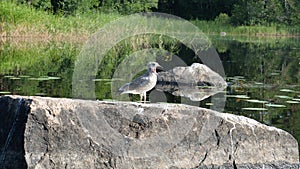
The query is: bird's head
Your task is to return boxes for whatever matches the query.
[147,62,162,75]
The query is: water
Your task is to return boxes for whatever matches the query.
[1,36,300,154]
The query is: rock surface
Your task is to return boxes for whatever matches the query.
[0,95,299,169]
[157,63,227,101]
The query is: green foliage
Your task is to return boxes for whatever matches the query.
[0,42,78,74]
[214,13,230,25]
[0,41,79,97]
[97,34,180,79]
[24,0,52,11]
[3,0,300,27]
[13,0,158,15]
[213,36,300,85]
[115,0,159,14]
[0,0,120,35]
[0,1,45,24]
[15,0,100,15]
[158,0,235,20]
[2,0,299,38]
[192,19,299,36]
[230,0,247,26]
[231,0,300,26]
[288,0,300,25]
[231,0,266,26]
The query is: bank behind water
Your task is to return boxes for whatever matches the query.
[1,1,300,43]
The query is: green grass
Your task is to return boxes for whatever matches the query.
[192,20,300,36]
[0,1,120,36]
[1,1,300,41]
[0,42,79,74]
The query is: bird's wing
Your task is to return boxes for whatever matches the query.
[119,82,130,92]
[119,72,153,94]
[127,75,151,91]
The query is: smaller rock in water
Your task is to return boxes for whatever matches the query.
[157,63,227,101]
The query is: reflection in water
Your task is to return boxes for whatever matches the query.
[0,37,300,155]
[155,82,226,102]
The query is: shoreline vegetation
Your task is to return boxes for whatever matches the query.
[1,1,300,45]
[1,1,299,78]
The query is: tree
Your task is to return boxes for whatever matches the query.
[15,0,158,15]
[263,0,285,24]
[231,0,300,26]
[230,0,249,25]
[286,0,300,25]
[99,0,159,14]
[158,0,235,20]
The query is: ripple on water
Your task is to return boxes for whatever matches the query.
[265,104,286,108]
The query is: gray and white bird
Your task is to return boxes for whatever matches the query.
[119,62,161,103]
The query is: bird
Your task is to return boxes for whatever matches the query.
[119,62,162,103]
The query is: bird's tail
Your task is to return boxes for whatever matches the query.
[118,83,130,94]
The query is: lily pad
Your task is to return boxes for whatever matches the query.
[242,107,268,111]
[48,76,61,80]
[111,78,124,81]
[286,101,300,104]
[92,78,112,82]
[35,93,47,96]
[227,95,250,99]
[234,95,250,99]
[246,99,268,104]
[280,89,295,93]
[275,95,293,99]
[4,75,15,78]
[19,75,31,78]
[254,82,263,85]
[265,104,286,108]
[10,77,21,80]
[270,72,280,76]
[29,77,50,81]
[0,91,11,94]
[234,76,245,79]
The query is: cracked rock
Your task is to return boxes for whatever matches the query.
[0,95,298,169]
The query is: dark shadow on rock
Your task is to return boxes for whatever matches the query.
[0,96,31,169]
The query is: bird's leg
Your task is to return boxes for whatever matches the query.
[139,94,143,103]
[143,92,146,103]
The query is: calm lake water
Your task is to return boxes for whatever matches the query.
[1,35,300,154]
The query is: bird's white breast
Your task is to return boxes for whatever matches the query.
[148,73,157,89]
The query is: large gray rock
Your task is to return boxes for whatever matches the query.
[0,95,298,169]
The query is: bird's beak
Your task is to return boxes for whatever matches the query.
[157,64,163,69]
[154,64,163,75]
